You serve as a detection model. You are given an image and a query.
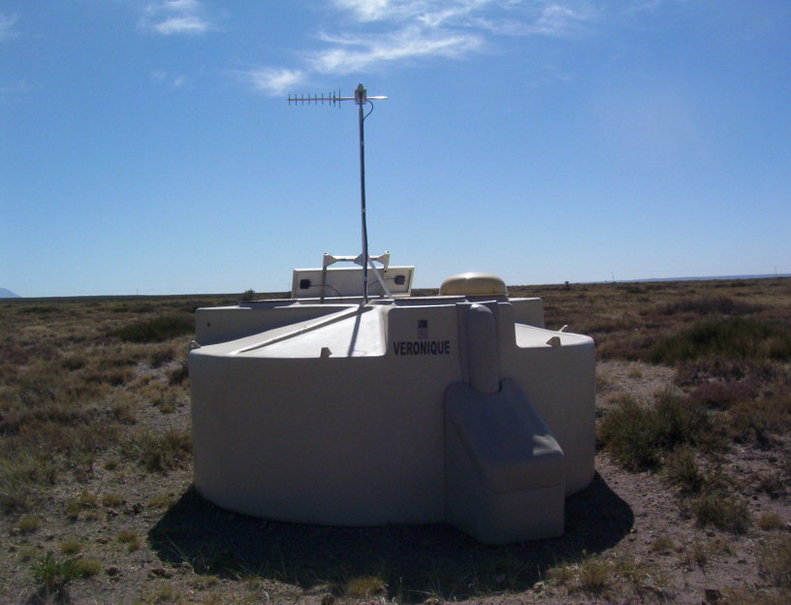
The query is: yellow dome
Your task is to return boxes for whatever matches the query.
[439,272,508,297]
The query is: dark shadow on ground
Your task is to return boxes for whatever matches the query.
[149,473,632,603]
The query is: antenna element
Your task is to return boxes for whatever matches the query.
[288,83,388,303]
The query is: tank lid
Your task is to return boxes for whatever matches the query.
[439,272,508,297]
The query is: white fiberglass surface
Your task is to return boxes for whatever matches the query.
[514,323,592,348]
[241,306,386,358]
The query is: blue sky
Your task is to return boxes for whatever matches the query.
[2,1,790,297]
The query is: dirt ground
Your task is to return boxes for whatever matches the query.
[2,284,790,604]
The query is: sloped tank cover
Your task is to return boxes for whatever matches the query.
[440,273,508,297]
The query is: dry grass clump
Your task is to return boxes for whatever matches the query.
[689,492,751,534]
[729,395,791,445]
[757,513,785,531]
[663,445,704,494]
[547,554,663,598]
[65,490,99,521]
[118,529,142,551]
[0,452,57,513]
[344,575,387,598]
[101,493,125,507]
[59,540,83,555]
[122,429,192,473]
[758,534,791,588]
[651,535,676,554]
[16,513,41,534]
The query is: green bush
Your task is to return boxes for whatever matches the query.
[599,392,711,471]
[112,313,193,343]
[649,318,791,364]
[31,552,81,595]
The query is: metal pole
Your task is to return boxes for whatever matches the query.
[288,84,387,304]
[356,83,369,303]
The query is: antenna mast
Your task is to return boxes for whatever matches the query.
[288,83,387,303]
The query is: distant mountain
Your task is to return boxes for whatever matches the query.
[0,288,20,298]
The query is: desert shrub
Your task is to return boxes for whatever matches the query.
[59,540,83,555]
[599,392,711,471]
[150,346,174,368]
[619,284,647,295]
[65,490,99,520]
[663,445,703,494]
[123,429,192,473]
[12,419,117,459]
[659,296,763,316]
[577,557,611,595]
[681,540,708,568]
[729,396,791,445]
[651,535,675,554]
[31,552,81,596]
[758,513,785,531]
[758,534,791,588]
[597,332,655,361]
[241,289,256,301]
[688,381,755,409]
[690,491,751,534]
[649,318,791,364]
[345,575,387,598]
[598,397,662,470]
[102,493,124,507]
[0,454,57,513]
[16,513,41,534]
[112,313,193,343]
[676,358,778,386]
[546,556,621,595]
[60,355,86,371]
[118,530,142,551]
[111,400,137,424]
[168,360,189,385]
[73,558,102,577]
[22,305,60,315]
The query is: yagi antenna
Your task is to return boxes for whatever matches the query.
[288,83,388,303]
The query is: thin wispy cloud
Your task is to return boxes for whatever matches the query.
[241,0,596,96]
[0,13,19,41]
[151,69,187,88]
[242,68,306,96]
[310,26,481,74]
[333,0,490,25]
[140,0,214,36]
